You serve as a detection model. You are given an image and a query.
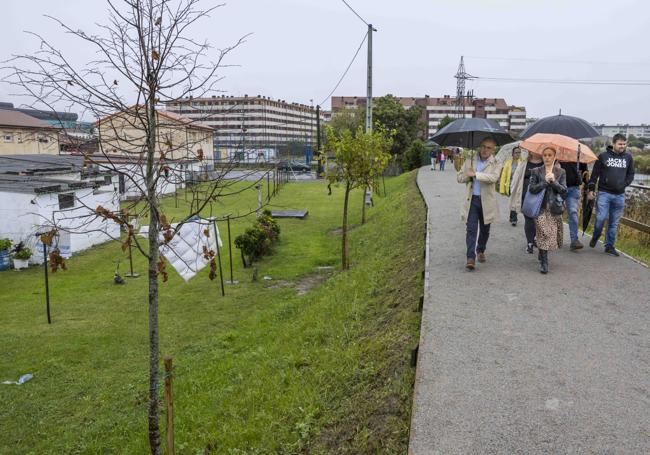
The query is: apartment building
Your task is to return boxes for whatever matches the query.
[594,124,650,139]
[164,95,322,159]
[331,95,527,137]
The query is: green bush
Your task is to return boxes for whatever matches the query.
[0,238,11,251]
[634,155,650,174]
[257,213,281,241]
[402,139,426,171]
[13,247,32,260]
[234,213,280,267]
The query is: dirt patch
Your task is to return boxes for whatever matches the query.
[295,272,331,295]
[329,224,360,235]
[267,280,292,289]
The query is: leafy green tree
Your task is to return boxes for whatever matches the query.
[328,106,365,138]
[627,134,645,149]
[373,95,425,168]
[437,115,454,131]
[325,126,392,269]
[592,138,606,154]
[403,139,426,171]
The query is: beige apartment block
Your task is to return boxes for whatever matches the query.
[0,109,60,155]
[96,107,213,161]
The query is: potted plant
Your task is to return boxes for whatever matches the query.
[0,238,11,271]
[12,244,32,270]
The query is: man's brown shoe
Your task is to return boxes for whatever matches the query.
[477,252,486,263]
[466,259,475,270]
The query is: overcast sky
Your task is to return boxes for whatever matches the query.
[2,0,649,124]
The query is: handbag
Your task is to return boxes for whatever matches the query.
[550,193,566,215]
[522,188,545,218]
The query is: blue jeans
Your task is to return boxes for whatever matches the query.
[439,160,446,171]
[593,192,626,249]
[566,186,580,242]
[466,195,491,259]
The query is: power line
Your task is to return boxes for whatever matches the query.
[476,76,650,86]
[319,31,369,106]
[466,56,650,66]
[341,0,369,26]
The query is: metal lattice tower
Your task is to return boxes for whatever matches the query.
[454,56,476,118]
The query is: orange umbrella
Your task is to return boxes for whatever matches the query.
[519,133,597,163]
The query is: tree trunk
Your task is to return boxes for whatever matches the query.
[361,185,367,225]
[146,99,162,455]
[147,205,161,455]
[342,182,350,270]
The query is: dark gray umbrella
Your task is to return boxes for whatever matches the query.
[429,118,514,148]
[520,113,600,139]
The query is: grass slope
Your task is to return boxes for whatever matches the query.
[0,172,424,454]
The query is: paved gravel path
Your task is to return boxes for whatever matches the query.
[409,166,650,455]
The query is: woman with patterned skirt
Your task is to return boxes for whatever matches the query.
[528,147,567,274]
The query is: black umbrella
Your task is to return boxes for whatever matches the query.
[429,118,514,148]
[520,113,600,140]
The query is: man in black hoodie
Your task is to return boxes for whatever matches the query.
[587,134,635,256]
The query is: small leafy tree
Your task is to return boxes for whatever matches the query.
[436,115,454,131]
[325,126,391,269]
[234,210,280,267]
[373,95,424,167]
[402,138,427,171]
[328,106,365,138]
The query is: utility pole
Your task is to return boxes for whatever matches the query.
[454,56,476,119]
[365,23,377,206]
[316,104,322,176]
[366,23,376,133]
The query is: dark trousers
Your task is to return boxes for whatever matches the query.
[509,210,518,223]
[466,195,491,259]
[524,214,536,245]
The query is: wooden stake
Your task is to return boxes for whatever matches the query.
[164,357,174,455]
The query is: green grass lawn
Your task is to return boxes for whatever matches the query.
[0,172,424,454]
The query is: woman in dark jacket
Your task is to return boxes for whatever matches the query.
[528,146,567,274]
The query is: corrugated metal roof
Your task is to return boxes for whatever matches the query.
[0,154,84,175]
[0,174,98,194]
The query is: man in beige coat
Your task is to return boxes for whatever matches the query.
[457,137,502,270]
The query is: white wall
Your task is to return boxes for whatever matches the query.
[114,163,179,200]
[0,187,121,264]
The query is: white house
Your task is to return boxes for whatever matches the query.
[0,155,121,263]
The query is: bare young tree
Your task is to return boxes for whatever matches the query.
[1,1,267,453]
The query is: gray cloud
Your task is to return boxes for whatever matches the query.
[2,0,649,123]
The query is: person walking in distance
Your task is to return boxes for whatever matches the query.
[528,147,567,274]
[439,151,446,171]
[457,137,503,270]
[509,151,544,253]
[499,146,523,226]
[430,149,437,171]
[587,134,635,256]
[560,159,588,250]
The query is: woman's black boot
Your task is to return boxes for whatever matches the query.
[539,250,548,274]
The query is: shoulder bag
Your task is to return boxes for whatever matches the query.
[522,188,546,219]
